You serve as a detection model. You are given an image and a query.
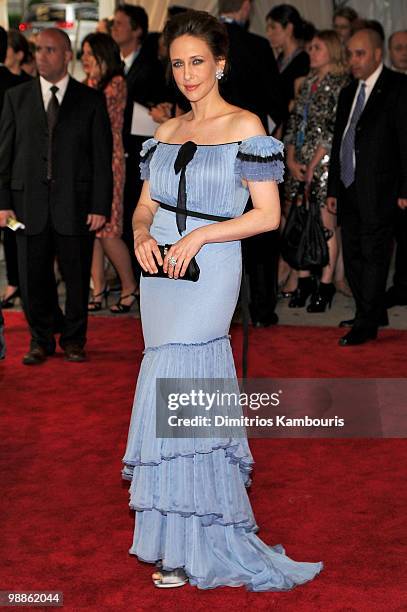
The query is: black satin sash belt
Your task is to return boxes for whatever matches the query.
[156,201,233,223]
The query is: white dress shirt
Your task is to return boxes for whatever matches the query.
[39,73,70,110]
[121,50,140,75]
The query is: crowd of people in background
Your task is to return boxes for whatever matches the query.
[1,1,407,361]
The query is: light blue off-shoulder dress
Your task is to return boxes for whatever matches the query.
[122,135,323,591]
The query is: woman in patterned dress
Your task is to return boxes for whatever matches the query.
[284,30,350,311]
[81,33,138,313]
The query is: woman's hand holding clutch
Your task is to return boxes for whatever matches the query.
[134,231,163,275]
[163,229,205,280]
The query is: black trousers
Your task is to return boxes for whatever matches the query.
[392,206,407,296]
[339,183,393,331]
[3,228,19,286]
[242,229,279,325]
[16,221,94,352]
[122,148,143,282]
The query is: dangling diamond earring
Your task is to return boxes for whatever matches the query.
[215,68,224,80]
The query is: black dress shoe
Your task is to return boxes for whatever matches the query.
[64,344,86,362]
[22,345,48,365]
[338,329,378,346]
[252,313,279,327]
[385,286,407,308]
[339,313,389,328]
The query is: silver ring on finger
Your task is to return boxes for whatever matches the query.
[168,255,177,267]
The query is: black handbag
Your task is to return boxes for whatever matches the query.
[281,187,329,270]
[141,244,200,282]
[281,189,309,269]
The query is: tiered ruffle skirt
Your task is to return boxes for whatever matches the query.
[122,336,323,590]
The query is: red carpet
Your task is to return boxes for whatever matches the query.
[0,312,406,611]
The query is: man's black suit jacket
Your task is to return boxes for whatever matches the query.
[0,76,113,236]
[220,22,283,131]
[327,66,407,221]
[123,44,167,156]
[0,66,23,114]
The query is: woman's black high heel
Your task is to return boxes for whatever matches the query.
[307,282,336,313]
[1,287,20,309]
[288,277,315,308]
[88,286,110,311]
[110,291,139,314]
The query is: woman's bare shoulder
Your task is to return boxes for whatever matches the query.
[225,108,266,141]
[154,113,192,142]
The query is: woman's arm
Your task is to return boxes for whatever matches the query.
[304,144,328,185]
[204,180,281,242]
[132,120,185,273]
[132,181,162,274]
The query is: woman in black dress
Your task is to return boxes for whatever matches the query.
[266,4,311,130]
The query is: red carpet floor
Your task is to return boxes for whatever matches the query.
[0,312,406,611]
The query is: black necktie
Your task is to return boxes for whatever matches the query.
[46,85,59,180]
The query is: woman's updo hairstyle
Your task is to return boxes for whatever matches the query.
[163,10,229,71]
[267,4,308,42]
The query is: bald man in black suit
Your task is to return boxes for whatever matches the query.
[0,29,113,364]
[327,29,407,345]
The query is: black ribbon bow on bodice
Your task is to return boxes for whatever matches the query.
[174,140,198,235]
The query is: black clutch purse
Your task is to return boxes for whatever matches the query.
[141,244,200,282]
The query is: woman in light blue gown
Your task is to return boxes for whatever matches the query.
[122,10,323,590]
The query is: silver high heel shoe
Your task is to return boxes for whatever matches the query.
[152,567,188,588]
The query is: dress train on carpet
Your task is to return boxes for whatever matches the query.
[122,337,323,591]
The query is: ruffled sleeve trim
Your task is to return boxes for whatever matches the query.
[235,135,284,183]
[139,138,158,180]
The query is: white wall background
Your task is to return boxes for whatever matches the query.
[0,0,9,28]
[352,0,407,40]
